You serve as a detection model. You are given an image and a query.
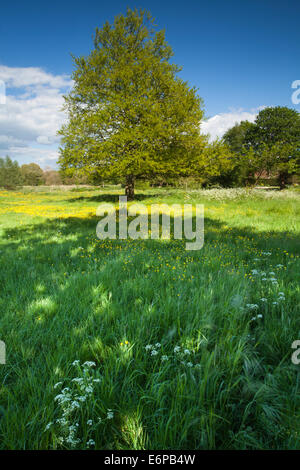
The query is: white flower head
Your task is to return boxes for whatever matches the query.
[44,422,53,432]
[54,382,62,389]
[83,361,96,368]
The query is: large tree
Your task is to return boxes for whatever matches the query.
[58,8,204,199]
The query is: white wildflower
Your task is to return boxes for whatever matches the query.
[246,304,259,310]
[54,382,62,389]
[83,361,96,368]
[44,422,53,432]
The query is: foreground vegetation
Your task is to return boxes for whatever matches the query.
[0,186,300,449]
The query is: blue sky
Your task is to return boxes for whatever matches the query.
[0,0,299,167]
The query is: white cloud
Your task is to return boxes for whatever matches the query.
[0,65,72,90]
[0,65,72,168]
[9,146,59,163]
[201,109,260,141]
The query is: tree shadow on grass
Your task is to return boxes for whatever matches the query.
[63,192,160,204]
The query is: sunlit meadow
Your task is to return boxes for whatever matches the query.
[0,186,300,449]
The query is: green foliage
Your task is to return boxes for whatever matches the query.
[246,107,300,188]
[197,139,237,187]
[223,107,300,187]
[58,8,204,198]
[223,120,255,154]
[43,170,62,186]
[60,170,89,185]
[200,139,234,177]
[0,156,22,189]
[246,106,300,150]
[21,163,45,186]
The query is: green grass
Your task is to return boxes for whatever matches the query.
[0,186,300,449]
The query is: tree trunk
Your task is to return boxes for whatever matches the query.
[125,175,135,200]
[278,172,288,190]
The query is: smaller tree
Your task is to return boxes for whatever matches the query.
[0,156,22,189]
[266,142,299,189]
[21,163,45,186]
[196,139,235,186]
[223,120,255,154]
[44,170,62,185]
[245,106,300,188]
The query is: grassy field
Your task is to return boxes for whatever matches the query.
[0,186,300,450]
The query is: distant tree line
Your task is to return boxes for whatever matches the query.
[1,104,299,191]
[0,158,90,189]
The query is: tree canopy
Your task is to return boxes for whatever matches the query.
[58,8,205,198]
[20,163,44,186]
[223,120,256,154]
[222,106,300,188]
[247,106,300,149]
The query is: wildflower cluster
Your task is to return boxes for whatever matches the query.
[145,343,200,369]
[44,360,114,449]
[250,268,279,285]
[245,255,287,323]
